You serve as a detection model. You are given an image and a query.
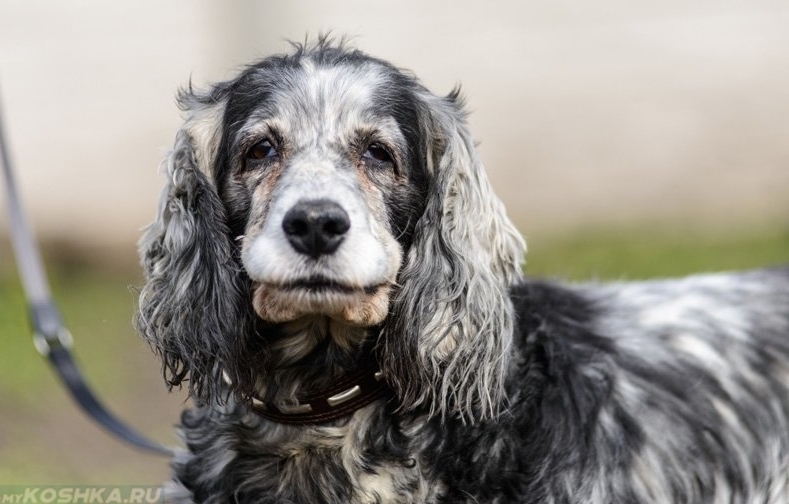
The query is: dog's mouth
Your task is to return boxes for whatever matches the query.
[251,277,392,325]
[280,277,384,296]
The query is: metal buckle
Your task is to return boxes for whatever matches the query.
[33,327,74,356]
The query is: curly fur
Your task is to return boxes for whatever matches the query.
[137,38,789,503]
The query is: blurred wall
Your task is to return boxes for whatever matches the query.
[1,0,788,250]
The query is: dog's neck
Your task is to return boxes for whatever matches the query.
[255,316,377,406]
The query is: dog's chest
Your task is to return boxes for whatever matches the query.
[350,464,441,504]
[198,405,445,504]
[275,423,443,504]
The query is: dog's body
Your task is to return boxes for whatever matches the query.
[137,40,789,503]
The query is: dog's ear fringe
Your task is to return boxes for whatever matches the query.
[380,89,526,424]
[135,123,262,406]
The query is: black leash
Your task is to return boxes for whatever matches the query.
[0,86,173,457]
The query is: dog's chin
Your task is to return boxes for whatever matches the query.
[251,281,392,326]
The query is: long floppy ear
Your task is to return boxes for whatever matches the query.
[135,94,256,405]
[380,89,526,423]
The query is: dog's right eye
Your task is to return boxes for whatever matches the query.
[363,143,393,164]
[246,139,277,161]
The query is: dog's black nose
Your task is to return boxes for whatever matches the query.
[282,199,351,258]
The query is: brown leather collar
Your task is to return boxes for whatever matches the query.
[228,362,393,425]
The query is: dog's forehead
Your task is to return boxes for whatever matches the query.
[278,60,380,110]
[226,58,417,145]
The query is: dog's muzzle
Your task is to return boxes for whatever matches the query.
[242,191,398,325]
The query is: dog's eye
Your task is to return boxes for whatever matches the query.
[247,139,277,160]
[363,143,393,164]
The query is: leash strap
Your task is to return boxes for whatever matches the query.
[0,86,172,457]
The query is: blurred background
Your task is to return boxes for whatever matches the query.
[1,0,788,484]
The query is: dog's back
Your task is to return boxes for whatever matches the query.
[456,267,789,502]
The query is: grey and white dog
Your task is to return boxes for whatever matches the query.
[137,39,789,503]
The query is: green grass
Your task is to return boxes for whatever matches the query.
[525,226,789,281]
[0,260,145,406]
[0,248,172,485]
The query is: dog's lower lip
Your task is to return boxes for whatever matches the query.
[279,280,382,295]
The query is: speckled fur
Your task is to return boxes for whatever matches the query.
[137,39,789,503]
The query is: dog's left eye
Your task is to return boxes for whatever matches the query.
[363,143,393,164]
[247,139,278,160]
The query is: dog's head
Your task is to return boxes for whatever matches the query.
[137,39,525,422]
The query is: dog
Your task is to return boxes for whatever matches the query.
[136,38,789,503]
